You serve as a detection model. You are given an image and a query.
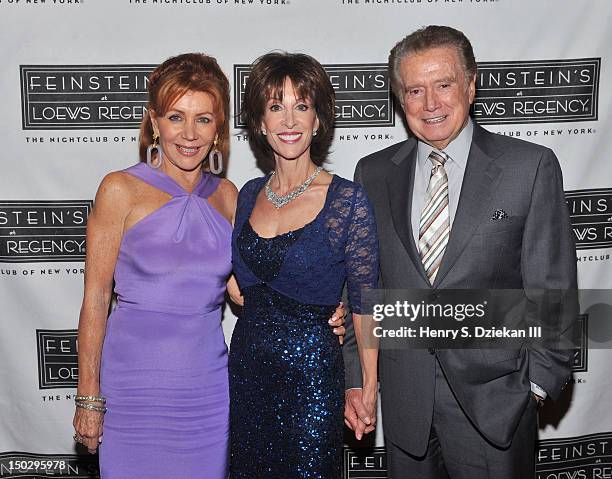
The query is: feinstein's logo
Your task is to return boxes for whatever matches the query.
[536,432,612,478]
[565,188,612,250]
[344,446,387,478]
[37,329,78,389]
[473,58,600,124]
[573,315,588,373]
[20,65,154,130]
[0,200,91,263]
[234,64,394,129]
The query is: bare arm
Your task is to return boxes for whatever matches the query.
[209,178,245,307]
[211,177,238,226]
[73,173,132,453]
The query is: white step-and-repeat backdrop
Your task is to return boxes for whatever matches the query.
[1,0,610,477]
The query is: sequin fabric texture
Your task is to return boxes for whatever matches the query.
[229,175,379,479]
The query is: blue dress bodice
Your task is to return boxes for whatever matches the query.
[231,174,379,311]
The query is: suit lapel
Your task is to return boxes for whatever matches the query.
[433,125,503,287]
[385,139,430,284]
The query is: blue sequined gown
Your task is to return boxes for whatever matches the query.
[229,175,378,478]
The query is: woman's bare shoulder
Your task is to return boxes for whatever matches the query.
[92,171,141,216]
[217,178,239,199]
[216,178,238,207]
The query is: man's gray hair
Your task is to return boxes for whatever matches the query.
[389,25,477,104]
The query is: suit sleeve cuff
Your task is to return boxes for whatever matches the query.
[530,381,547,400]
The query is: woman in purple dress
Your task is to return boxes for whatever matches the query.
[72,53,238,478]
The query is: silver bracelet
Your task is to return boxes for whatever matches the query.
[75,395,106,404]
[75,402,107,413]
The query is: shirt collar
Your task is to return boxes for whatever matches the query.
[417,117,473,170]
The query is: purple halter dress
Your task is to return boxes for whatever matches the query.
[99,162,232,478]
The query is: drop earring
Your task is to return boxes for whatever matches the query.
[146,133,163,169]
[208,135,223,175]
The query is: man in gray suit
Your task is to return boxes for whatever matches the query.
[344,25,577,478]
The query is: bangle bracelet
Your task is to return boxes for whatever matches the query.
[75,402,107,413]
[75,395,106,403]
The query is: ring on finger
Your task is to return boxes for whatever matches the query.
[73,433,83,443]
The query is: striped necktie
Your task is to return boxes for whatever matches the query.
[418,150,450,284]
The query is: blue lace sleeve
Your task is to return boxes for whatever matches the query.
[345,184,379,314]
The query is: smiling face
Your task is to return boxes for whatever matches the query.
[150,90,217,173]
[260,77,320,164]
[399,46,476,150]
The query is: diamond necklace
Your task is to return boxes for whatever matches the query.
[265,166,324,209]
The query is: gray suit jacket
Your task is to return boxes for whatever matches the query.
[344,123,577,454]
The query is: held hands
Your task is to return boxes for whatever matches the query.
[329,302,346,345]
[73,407,104,454]
[344,386,377,440]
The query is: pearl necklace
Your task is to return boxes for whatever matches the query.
[265,166,324,209]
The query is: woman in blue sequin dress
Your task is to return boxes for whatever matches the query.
[229,52,380,478]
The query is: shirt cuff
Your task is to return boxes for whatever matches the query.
[530,381,547,400]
